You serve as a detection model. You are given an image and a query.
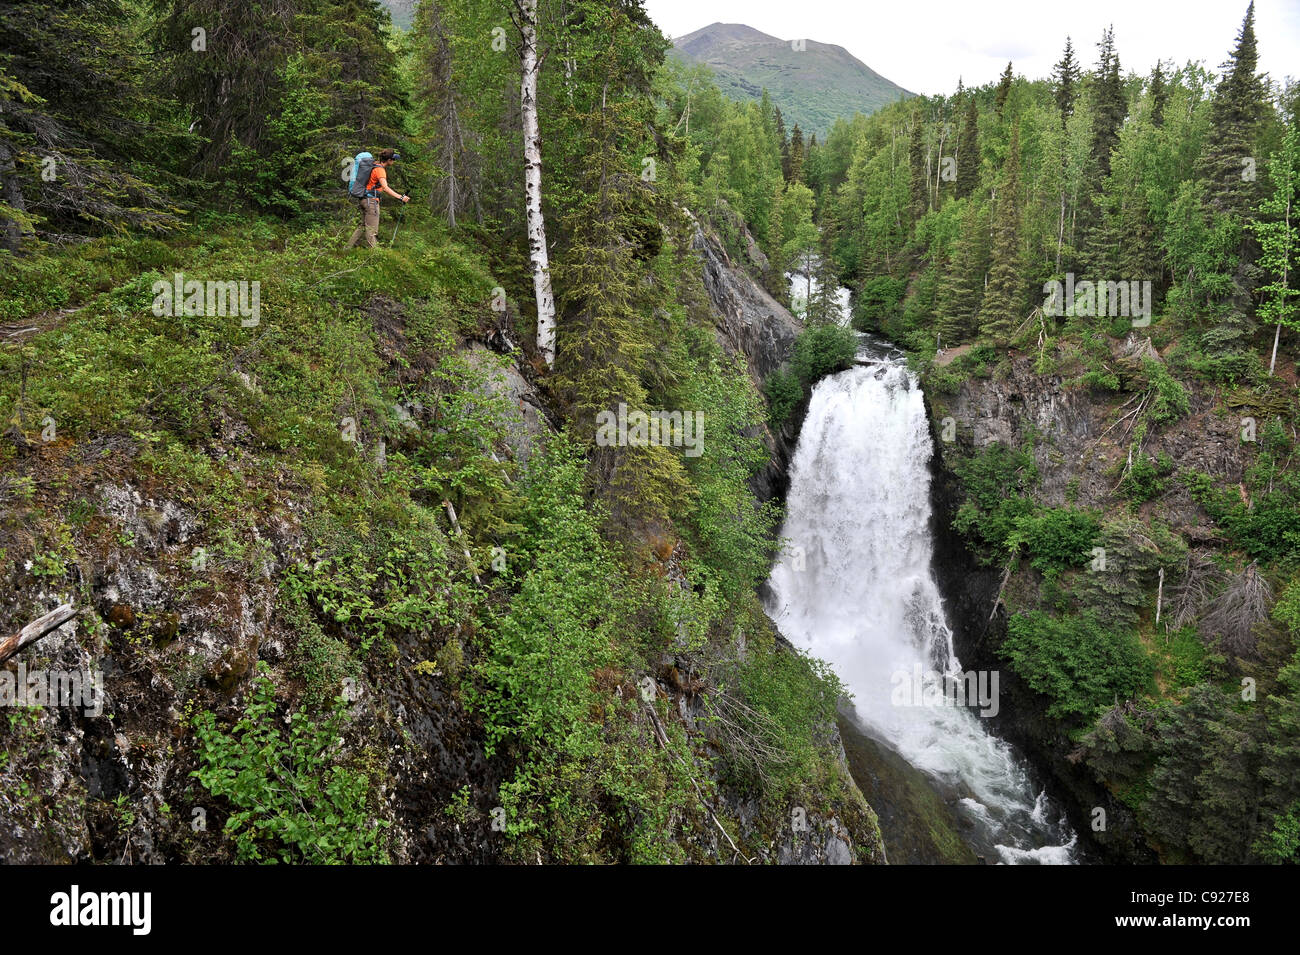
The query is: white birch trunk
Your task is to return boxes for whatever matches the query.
[1269,192,1290,377]
[519,0,557,366]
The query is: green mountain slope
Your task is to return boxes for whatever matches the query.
[672,22,912,135]
[379,0,416,30]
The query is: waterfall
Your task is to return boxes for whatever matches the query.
[786,262,853,326]
[764,340,1078,864]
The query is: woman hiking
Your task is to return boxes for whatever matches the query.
[346,148,410,249]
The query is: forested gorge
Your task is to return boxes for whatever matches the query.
[0,0,1298,865]
[786,5,1298,863]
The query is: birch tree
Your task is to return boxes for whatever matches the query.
[513,0,557,366]
[1251,122,1300,376]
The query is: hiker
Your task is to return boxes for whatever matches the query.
[346,148,409,249]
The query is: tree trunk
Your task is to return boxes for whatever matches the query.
[519,0,557,367]
[0,604,77,666]
[1056,188,1066,273]
[1270,193,1291,377]
[0,139,29,253]
[1155,566,1164,628]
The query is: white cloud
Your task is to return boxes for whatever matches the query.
[646,0,1300,96]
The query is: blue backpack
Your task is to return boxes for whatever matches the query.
[347,152,375,199]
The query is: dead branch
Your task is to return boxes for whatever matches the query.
[1167,551,1227,633]
[1200,561,1272,661]
[988,558,1016,622]
[642,700,755,864]
[0,603,77,665]
[442,499,483,586]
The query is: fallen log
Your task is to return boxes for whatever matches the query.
[0,603,78,665]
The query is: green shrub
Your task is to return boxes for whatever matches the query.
[792,324,856,386]
[1121,449,1174,502]
[1006,507,1101,573]
[950,443,1039,562]
[762,368,804,426]
[711,644,846,799]
[1143,359,1190,425]
[1002,611,1154,721]
[1184,467,1300,563]
[192,663,388,863]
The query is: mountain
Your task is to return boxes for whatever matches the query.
[672,22,913,136]
[379,0,416,30]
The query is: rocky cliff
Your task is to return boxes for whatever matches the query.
[692,223,805,505]
[922,337,1268,863]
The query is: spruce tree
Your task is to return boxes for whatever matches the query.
[1052,37,1081,129]
[909,111,927,221]
[775,105,790,181]
[0,0,186,247]
[978,124,1026,341]
[1257,649,1300,861]
[552,26,689,527]
[413,0,478,227]
[789,124,805,183]
[1198,2,1268,219]
[153,0,299,176]
[994,62,1013,117]
[1081,26,1127,269]
[1196,3,1270,368]
[807,250,842,325]
[314,0,405,145]
[1089,26,1126,183]
[937,201,990,344]
[955,94,979,200]
[1147,685,1262,863]
[1149,60,1168,128]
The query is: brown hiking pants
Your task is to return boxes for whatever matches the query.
[346,197,380,248]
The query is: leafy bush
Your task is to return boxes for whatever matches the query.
[762,367,804,426]
[1002,611,1154,721]
[1006,507,1101,573]
[681,353,782,599]
[1121,449,1174,502]
[711,644,847,799]
[792,324,857,385]
[1184,466,1300,563]
[1142,359,1190,425]
[474,437,703,860]
[852,276,906,332]
[192,663,388,863]
[950,443,1039,562]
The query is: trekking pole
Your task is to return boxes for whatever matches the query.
[391,204,406,246]
[391,167,409,246]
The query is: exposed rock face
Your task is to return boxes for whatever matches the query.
[837,713,978,865]
[694,226,800,383]
[938,349,1247,537]
[462,342,549,465]
[692,224,805,505]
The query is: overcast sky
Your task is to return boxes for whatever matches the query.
[644,0,1300,96]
